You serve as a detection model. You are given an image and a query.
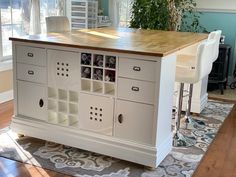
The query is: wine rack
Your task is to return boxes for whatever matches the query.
[80,52,117,96]
[47,87,79,127]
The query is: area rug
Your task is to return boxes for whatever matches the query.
[0,101,234,177]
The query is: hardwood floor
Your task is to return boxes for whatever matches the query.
[1,100,236,176]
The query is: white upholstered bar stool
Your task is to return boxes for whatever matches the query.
[46,16,70,33]
[174,30,221,130]
[176,30,222,68]
[173,39,215,147]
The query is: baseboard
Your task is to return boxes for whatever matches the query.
[0,90,13,103]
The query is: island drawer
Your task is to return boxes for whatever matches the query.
[17,63,47,84]
[16,45,46,66]
[117,78,155,104]
[119,58,156,82]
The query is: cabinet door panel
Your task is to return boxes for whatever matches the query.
[47,49,80,91]
[115,100,154,145]
[78,93,114,135]
[18,81,47,121]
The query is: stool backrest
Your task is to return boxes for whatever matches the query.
[195,39,215,82]
[208,30,222,62]
[46,16,70,33]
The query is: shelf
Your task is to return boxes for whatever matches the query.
[92,81,103,93]
[58,101,67,113]
[104,83,115,96]
[48,111,58,124]
[93,68,103,81]
[105,56,116,69]
[58,113,69,126]
[48,99,57,111]
[69,103,78,115]
[81,66,91,79]
[81,79,91,91]
[69,115,78,126]
[58,89,67,101]
[69,91,79,103]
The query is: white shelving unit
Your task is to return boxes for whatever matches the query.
[68,0,98,29]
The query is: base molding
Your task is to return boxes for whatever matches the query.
[0,90,13,103]
[11,116,172,167]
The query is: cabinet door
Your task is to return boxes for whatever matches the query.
[115,100,154,145]
[78,93,114,135]
[47,49,80,91]
[18,81,47,121]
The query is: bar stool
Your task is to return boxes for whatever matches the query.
[175,30,221,130]
[173,39,215,147]
[46,16,70,33]
[176,30,222,68]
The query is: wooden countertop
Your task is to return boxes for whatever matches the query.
[9,27,207,57]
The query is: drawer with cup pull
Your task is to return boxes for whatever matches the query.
[17,63,47,84]
[117,78,155,104]
[16,45,46,66]
[119,58,156,82]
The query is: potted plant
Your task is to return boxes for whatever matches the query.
[130,0,205,32]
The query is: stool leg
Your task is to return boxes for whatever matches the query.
[185,84,205,129]
[173,83,196,147]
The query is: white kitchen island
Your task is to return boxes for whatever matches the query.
[9,28,207,167]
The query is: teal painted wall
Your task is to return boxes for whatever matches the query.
[99,0,109,16]
[198,12,236,76]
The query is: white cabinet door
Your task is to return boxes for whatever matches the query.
[18,81,47,121]
[78,93,114,135]
[114,100,154,145]
[47,49,80,91]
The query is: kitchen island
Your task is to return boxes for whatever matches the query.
[10,28,207,167]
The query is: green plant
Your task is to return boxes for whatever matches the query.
[130,0,205,32]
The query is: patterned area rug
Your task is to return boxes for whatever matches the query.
[0,101,234,177]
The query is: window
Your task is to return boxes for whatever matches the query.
[119,0,133,27]
[0,0,64,61]
[109,0,133,27]
[0,0,30,60]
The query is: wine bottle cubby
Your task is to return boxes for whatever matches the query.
[80,52,117,96]
[47,87,79,127]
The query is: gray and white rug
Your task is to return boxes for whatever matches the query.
[0,101,234,177]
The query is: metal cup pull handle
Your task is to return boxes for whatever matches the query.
[39,99,44,108]
[131,86,139,92]
[118,114,123,124]
[28,70,34,75]
[27,53,34,57]
[133,66,141,71]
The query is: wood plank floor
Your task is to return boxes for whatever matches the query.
[1,100,236,177]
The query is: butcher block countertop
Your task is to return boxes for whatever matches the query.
[9,27,208,57]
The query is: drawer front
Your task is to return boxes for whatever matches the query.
[119,58,156,82]
[17,81,47,121]
[16,45,46,66]
[118,78,155,104]
[17,63,47,84]
[115,100,154,145]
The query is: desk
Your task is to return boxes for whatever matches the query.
[9,28,207,167]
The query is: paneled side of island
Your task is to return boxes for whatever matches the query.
[11,41,176,167]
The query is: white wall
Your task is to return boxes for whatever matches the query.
[196,0,236,12]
